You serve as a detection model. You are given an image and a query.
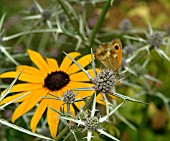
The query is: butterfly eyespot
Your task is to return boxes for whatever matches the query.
[115,45,119,50]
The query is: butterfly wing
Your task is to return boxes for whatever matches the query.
[95,38,122,72]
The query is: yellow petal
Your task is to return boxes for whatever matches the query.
[17,65,46,77]
[19,73,44,83]
[108,94,117,101]
[2,83,43,94]
[0,92,30,105]
[66,54,92,74]
[67,82,94,89]
[46,58,59,72]
[70,104,75,116]
[47,99,62,138]
[16,92,32,102]
[96,93,105,105]
[30,99,49,132]
[12,88,48,122]
[74,100,85,110]
[0,72,18,78]
[70,69,95,81]
[60,89,68,95]
[0,71,44,83]
[60,52,81,72]
[53,90,63,97]
[63,103,75,116]
[28,49,51,74]
[75,90,94,98]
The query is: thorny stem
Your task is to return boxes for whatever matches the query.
[88,0,113,47]
[83,90,100,111]
[56,0,84,41]
[125,47,154,80]
[72,103,80,113]
[56,0,76,28]
[55,91,100,140]
[55,102,72,140]
[131,47,154,66]
[126,45,151,67]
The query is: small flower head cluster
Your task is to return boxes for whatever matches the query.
[41,10,51,21]
[28,5,38,14]
[63,90,75,103]
[124,22,170,62]
[59,92,123,141]
[85,116,99,130]
[124,45,134,55]
[119,18,132,31]
[147,32,163,49]
[93,69,115,93]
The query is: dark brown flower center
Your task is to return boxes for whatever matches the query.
[44,71,70,91]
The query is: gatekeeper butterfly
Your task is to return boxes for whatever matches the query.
[95,38,122,85]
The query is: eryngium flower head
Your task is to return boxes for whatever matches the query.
[29,5,37,13]
[147,32,163,49]
[63,90,75,103]
[85,116,99,130]
[41,10,51,21]
[124,45,133,55]
[119,18,132,31]
[59,13,66,23]
[93,69,114,93]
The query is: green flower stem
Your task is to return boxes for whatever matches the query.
[137,94,150,141]
[88,0,113,47]
[38,33,50,52]
[72,103,80,113]
[67,103,70,113]
[0,0,3,17]
[55,125,70,141]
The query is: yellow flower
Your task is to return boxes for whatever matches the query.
[0,49,95,138]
